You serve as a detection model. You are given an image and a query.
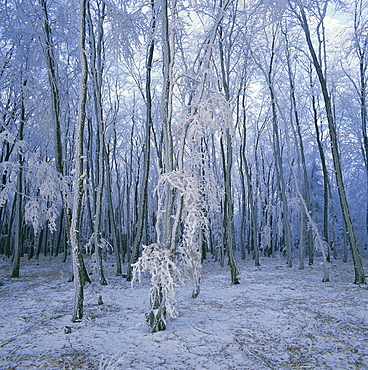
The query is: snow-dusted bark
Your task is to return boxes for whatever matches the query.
[11,79,25,278]
[126,0,156,282]
[71,0,89,322]
[87,0,107,286]
[294,1,366,284]
[267,28,293,268]
[39,0,73,263]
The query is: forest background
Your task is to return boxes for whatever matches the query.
[0,0,367,333]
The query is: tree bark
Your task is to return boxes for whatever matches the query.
[40,0,73,261]
[284,27,313,267]
[267,28,293,267]
[71,0,89,322]
[296,2,366,284]
[218,15,240,283]
[126,0,155,281]
[87,0,107,286]
[11,79,25,278]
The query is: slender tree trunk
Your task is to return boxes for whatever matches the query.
[40,0,74,261]
[161,0,174,252]
[146,0,173,333]
[239,100,259,266]
[87,0,107,286]
[220,129,240,284]
[297,2,366,284]
[218,19,239,283]
[353,0,368,238]
[126,0,155,281]
[105,145,121,276]
[311,84,331,265]
[284,28,313,267]
[11,79,25,278]
[267,29,293,267]
[71,0,89,322]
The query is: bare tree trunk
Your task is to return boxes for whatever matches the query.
[146,0,173,333]
[160,0,174,252]
[284,27,313,267]
[218,15,239,283]
[353,0,368,239]
[310,83,329,265]
[220,130,240,284]
[71,0,89,322]
[296,2,366,284]
[87,0,107,286]
[267,29,293,267]
[239,102,259,266]
[40,0,73,261]
[126,0,155,281]
[11,79,25,278]
[105,144,121,276]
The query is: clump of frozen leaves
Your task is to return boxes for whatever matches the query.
[24,161,61,232]
[0,129,64,233]
[132,244,180,319]
[132,171,209,331]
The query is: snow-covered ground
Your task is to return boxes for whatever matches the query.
[0,254,367,369]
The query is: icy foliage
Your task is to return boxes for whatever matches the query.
[0,129,64,233]
[132,244,180,320]
[196,92,233,136]
[132,169,211,322]
[0,164,14,209]
[24,161,61,233]
[0,130,21,208]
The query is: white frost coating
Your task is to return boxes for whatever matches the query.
[132,244,180,319]
[0,129,64,233]
[132,170,209,319]
[24,161,61,233]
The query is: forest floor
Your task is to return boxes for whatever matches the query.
[0,253,367,369]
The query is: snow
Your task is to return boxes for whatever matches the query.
[0,255,367,369]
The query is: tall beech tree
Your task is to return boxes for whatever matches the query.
[70,0,89,322]
[291,0,366,284]
[126,0,156,282]
[11,77,26,278]
[87,0,107,286]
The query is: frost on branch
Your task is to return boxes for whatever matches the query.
[0,163,15,209]
[0,130,62,233]
[85,234,113,275]
[132,170,214,331]
[132,244,180,331]
[24,161,61,233]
